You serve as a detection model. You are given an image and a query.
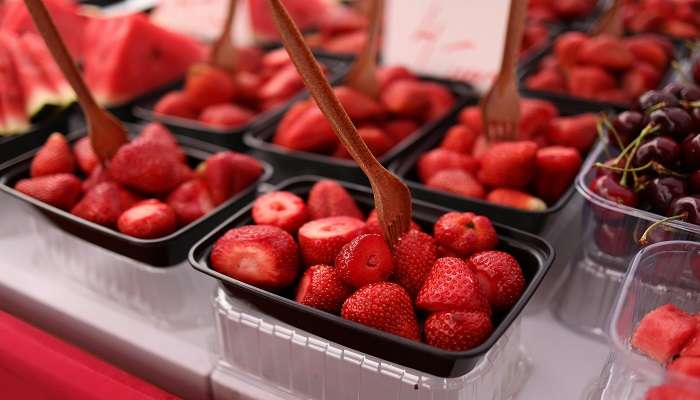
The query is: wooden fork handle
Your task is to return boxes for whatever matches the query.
[211,0,238,69]
[345,0,382,98]
[266,0,383,174]
[498,0,528,81]
[24,0,101,115]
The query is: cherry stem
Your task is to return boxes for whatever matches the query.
[599,114,625,151]
[644,102,667,114]
[651,162,688,178]
[618,123,659,186]
[688,100,700,108]
[639,214,687,246]
[594,161,653,173]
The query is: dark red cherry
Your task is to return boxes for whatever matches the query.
[634,220,676,246]
[682,133,700,170]
[643,177,688,214]
[589,175,638,222]
[693,59,700,85]
[690,170,700,194]
[649,107,693,139]
[633,136,680,169]
[639,90,679,111]
[611,111,644,147]
[663,82,700,102]
[669,196,700,224]
[594,223,636,257]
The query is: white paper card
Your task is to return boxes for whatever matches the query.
[383,0,510,91]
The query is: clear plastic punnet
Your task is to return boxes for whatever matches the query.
[554,140,700,338]
[587,241,700,400]
[211,287,532,400]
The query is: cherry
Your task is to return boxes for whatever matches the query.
[669,196,700,225]
[693,59,700,85]
[692,108,700,127]
[594,223,635,257]
[649,107,693,139]
[682,133,700,170]
[633,136,680,169]
[643,177,687,214]
[611,111,644,147]
[589,175,638,222]
[663,82,700,102]
[634,220,676,246]
[690,170,700,194]
[639,90,679,111]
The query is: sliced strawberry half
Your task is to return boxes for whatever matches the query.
[298,216,366,266]
[252,191,309,233]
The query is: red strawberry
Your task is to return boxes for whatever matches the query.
[623,37,669,70]
[376,65,416,90]
[71,182,136,226]
[204,152,263,205]
[554,31,588,68]
[598,89,631,104]
[525,68,567,93]
[252,191,309,233]
[382,119,418,143]
[233,70,263,103]
[417,148,479,182]
[258,63,304,102]
[567,66,616,99]
[298,216,366,266]
[31,133,76,177]
[433,212,498,257]
[416,257,491,314]
[136,123,187,163]
[622,63,662,100]
[154,91,198,119]
[307,180,364,220]
[577,34,634,70]
[486,189,547,211]
[365,209,421,236]
[117,199,178,239]
[467,251,525,313]
[83,165,111,192]
[166,179,214,225]
[211,225,299,288]
[423,82,455,121]
[199,104,255,129]
[295,265,352,313]
[358,127,393,157]
[545,114,598,153]
[73,137,99,175]
[519,99,559,140]
[335,86,384,120]
[108,140,186,195]
[184,64,236,110]
[317,6,367,35]
[261,48,291,72]
[336,233,394,288]
[426,169,485,199]
[273,105,337,153]
[552,0,595,18]
[440,125,478,154]
[394,230,437,298]
[15,173,82,210]
[380,80,430,120]
[341,282,420,340]
[277,101,312,134]
[662,19,700,39]
[424,311,492,351]
[535,146,582,203]
[478,141,537,188]
[457,106,483,134]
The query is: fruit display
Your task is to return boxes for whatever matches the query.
[305,5,368,55]
[208,179,528,352]
[403,98,596,210]
[270,66,456,159]
[527,0,598,23]
[623,0,700,39]
[520,21,550,59]
[525,32,675,105]
[13,124,264,239]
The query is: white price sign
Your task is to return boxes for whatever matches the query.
[382,0,509,91]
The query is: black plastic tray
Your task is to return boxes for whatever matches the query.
[0,123,273,267]
[189,176,554,378]
[132,56,350,151]
[243,76,476,184]
[0,106,71,164]
[389,96,608,234]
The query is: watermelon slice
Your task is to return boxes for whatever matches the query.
[632,304,697,363]
[83,14,205,106]
[0,43,29,134]
[20,33,75,106]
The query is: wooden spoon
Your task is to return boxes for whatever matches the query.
[344,0,382,99]
[210,0,239,71]
[592,0,623,37]
[24,0,127,162]
[266,0,412,245]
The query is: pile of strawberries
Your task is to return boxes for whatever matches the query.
[521,22,549,59]
[305,5,368,55]
[413,98,597,210]
[14,124,263,239]
[272,66,455,159]
[623,0,700,39]
[210,179,526,351]
[526,32,674,104]
[527,0,597,23]
[154,48,311,129]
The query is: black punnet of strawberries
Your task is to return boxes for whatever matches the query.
[210,179,527,352]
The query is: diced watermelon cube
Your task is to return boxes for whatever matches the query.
[681,317,700,357]
[645,384,700,400]
[669,357,700,379]
[632,304,697,363]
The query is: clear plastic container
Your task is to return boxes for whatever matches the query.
[553,140,700,338]
[587,241,700,400]
[210,287,532,400]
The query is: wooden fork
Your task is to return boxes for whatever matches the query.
[210,0,239,71]
[25,0,128,162]
[266,0,412,245]
[345,0,382,99]
[480,0,528,142]
[592,0,623,37]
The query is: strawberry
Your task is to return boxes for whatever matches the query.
[622,37,669,70]
[467,251,525,313]
[433,212,498,257]
[252,191,309,233]
[73,137,99,175]
[662,19,700,39]
[341,282,420,340]
[472,135,491,160]
[336,233,394,288]
[273,105,338,153]
[358,126,393,157]
[298,216,366,266]
[567,66,616,99]
[394,230,437,298]
[136,123,186,163]
[486,188,547,211]
[71,182,136,227]
[117,199,178,239]
[382,119,418,143]
[261,48,291,72]
[416,257,491,314]
[154,91,198,119]
[423,82,455,121]
[365,209,421,236]
[598,89,631,104]
[552,0,595,18]
[108,140,186,195]
[622,63,662,100]
[83,165,111,192]
[577,34,634,70]
[376,65,416,90]
[15,173,82,210]
[554,31,588,68]
[519,99,559,140]
[232,71,263,103]
[166,179,214,225]
[203,152,263,206]
[277,101,312,134]
[380,80,430,120]
[426,169,485,199]
[525,68,567,93]
[335,86,384,121]
[477,141,537,188]
[535,146,582,203]
[307,180,364,220]
[545,114,598,153]
[424,311,492,351]
[417,148,479,182]
[258,63,304,103]
[317,6,367,35]
[322,31,367,54]
[184,63,237,110]
[440,125,478,154]
[30,133,76,178]
[199,104,255,129]
[295,265,352,313]
[457,106,483,134]
[211,225,299,288]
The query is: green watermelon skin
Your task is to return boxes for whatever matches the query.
[83,14,205,106]
[20,34,75,106]
[0,43,28,135]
